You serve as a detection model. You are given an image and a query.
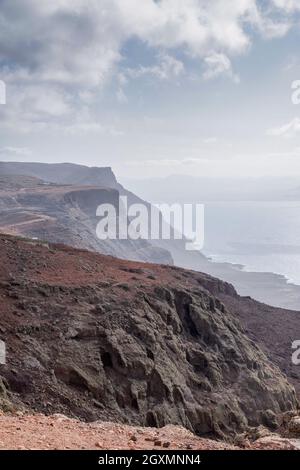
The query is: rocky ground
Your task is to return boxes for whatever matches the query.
[0,413,236,450]
[0,413,300,450]
[217,292,300,397]
[0,234,298,441]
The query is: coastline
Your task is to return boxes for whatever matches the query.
[201,254,300,311]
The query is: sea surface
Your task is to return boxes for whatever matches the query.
[202,201,300,286]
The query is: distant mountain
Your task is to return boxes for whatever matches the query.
[122,175,300,203]
[0,162,118,188]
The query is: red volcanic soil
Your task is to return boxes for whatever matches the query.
[0,413,299,450]
[0,233,298,448]
[0,234,181,287]
[0,413,236,450]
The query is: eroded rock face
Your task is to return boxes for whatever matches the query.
[0,176,173,266]
[0,235,298,438]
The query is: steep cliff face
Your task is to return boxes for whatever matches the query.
[0,235,297,439]
[213,289,300,398]
[0,179,173,265]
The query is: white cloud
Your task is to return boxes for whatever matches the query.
[0,91,124,136]
[272,0,300,12]
[267,117,300,138]
[0,0,299,130]
[126,54,185,81]
[259,18,291,38]
[202,53,240,82]
[0,1,296,91]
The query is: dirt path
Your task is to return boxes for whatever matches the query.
[0,414,299,450]
[0,414,235,450]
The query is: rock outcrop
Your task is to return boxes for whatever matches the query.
[0,234,297,439]
[209,287,300,398]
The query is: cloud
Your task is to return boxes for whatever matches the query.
[126,54,185,81]
[259,18,291,38]
[0,0,299,130]
[267,117,300,137]
[0,83,73,132]
[0,90,124,135]
[0,1,123,88]
[0,1,297,91]
[272,0,300,12]
[202,53,240,82]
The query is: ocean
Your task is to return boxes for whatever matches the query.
[202,201,300,286]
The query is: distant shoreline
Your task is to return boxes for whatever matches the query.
[201,253,300,311]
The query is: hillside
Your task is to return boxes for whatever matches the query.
[0,176,172,265]
[0,234,297,440]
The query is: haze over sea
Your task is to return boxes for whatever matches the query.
[203,201,300,286]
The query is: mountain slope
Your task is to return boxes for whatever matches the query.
[0,234,297,438]
[0,175,172,265]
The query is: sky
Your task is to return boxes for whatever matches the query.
[1,0,300,179]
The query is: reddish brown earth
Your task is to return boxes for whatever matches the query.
[0,234,298,444]
[0,413,299,450]
[0,413,236,450]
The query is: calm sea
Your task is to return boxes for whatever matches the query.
[202,201,300,285]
